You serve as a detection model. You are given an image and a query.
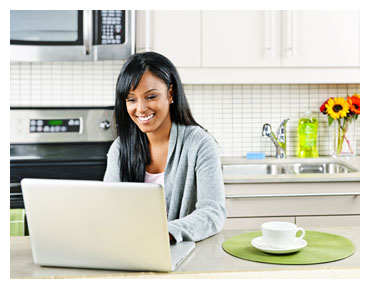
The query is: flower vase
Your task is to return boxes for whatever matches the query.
[332,119,356,157]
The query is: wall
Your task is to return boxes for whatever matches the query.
[10,60,360,157]
[185,83,360,157]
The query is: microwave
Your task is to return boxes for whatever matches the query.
[10,10,135,61]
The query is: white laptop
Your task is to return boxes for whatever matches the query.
[21,178,195,272]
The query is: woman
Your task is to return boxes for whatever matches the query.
[104,52,226,243]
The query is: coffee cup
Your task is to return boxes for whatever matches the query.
[261,221,305,249]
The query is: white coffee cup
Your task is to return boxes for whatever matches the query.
[261,221,305,249]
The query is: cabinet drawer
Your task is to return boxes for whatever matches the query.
[225,193,360,218]
[225,182,360,195]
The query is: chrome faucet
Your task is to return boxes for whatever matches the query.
[262,118,289,159]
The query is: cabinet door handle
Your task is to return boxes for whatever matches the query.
[144,10,152,51]
[286,10,295,56]
[264,11,272,56]
[291,11,295,55]
[226,192,360,199]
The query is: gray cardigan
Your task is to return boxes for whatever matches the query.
[103,122,227,243]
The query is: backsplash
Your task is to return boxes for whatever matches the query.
[185,84,360,157]
[10,61,360,157]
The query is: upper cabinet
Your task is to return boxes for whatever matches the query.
[281,11,359,67]
[136,10,360,83]
[202,10,359,68]
[202,11,281,67]
[136,10,201,67]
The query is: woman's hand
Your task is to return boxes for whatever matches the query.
[169,233,175,243]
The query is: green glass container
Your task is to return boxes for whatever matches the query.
[298,112,318,158]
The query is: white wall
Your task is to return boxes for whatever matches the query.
[10,60,360,157]
[185,83,360,157]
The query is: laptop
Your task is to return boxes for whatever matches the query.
[21,178,195,272]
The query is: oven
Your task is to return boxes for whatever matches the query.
[10,107,115,209]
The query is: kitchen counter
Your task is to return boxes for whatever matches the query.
[221,156,360,183]
[10,226,359,279]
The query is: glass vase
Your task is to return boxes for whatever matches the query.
[332,118,356,158]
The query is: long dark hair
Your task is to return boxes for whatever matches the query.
[115,51,201,182]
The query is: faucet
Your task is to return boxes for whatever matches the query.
[262,118,289,159]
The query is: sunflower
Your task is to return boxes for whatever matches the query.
[325,97,349,119]
[347,93,360,115]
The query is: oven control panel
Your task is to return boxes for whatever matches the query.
[10,107,115,143]
[30,119,81,133]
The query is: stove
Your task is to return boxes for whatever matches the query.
[10,107,115,209]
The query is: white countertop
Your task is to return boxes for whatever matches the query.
[10,226,359,279]
[221,156,360,184]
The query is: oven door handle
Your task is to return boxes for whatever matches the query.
[10,183,21,188]
[10,182,22,194]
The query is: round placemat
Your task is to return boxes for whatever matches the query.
[222,230,355,265]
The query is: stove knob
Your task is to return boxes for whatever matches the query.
[100,120,111,130]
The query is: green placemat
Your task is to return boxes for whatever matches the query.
[10,209,26,236]
[222,230,355,265]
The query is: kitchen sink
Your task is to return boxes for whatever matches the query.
[222,162,358,175]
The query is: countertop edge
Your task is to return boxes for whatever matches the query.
[223,175,360,184]
[11,266,361,279]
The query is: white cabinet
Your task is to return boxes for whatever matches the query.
[202,10,359,68]
[136,10,201,67]
[202,11,281,67]
[136,10,360,83]
[224,181,360,230]
[281,11,360,67]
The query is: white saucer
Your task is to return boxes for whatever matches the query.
[251,237,307,254]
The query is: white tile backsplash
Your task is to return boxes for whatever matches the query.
[10,61,360,157]
[11,61,123,107]
[188,84,360,157]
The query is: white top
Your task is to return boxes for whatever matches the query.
[144,171,165,187]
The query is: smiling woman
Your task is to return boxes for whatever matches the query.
[103,52,227,243]
[126,70,173,136]
[125,70,173,174]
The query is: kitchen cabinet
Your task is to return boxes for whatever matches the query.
[202,10,359,68]
[136,10,201,67]
[281,11,359,67]
[202,11,281,67]
[137,10,360,83]
[223,181,360,230]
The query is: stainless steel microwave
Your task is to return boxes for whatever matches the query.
[10,10,135,61]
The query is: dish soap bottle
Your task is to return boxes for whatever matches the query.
[298,111,318,158]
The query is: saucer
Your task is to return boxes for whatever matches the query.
[251,237,307,254]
